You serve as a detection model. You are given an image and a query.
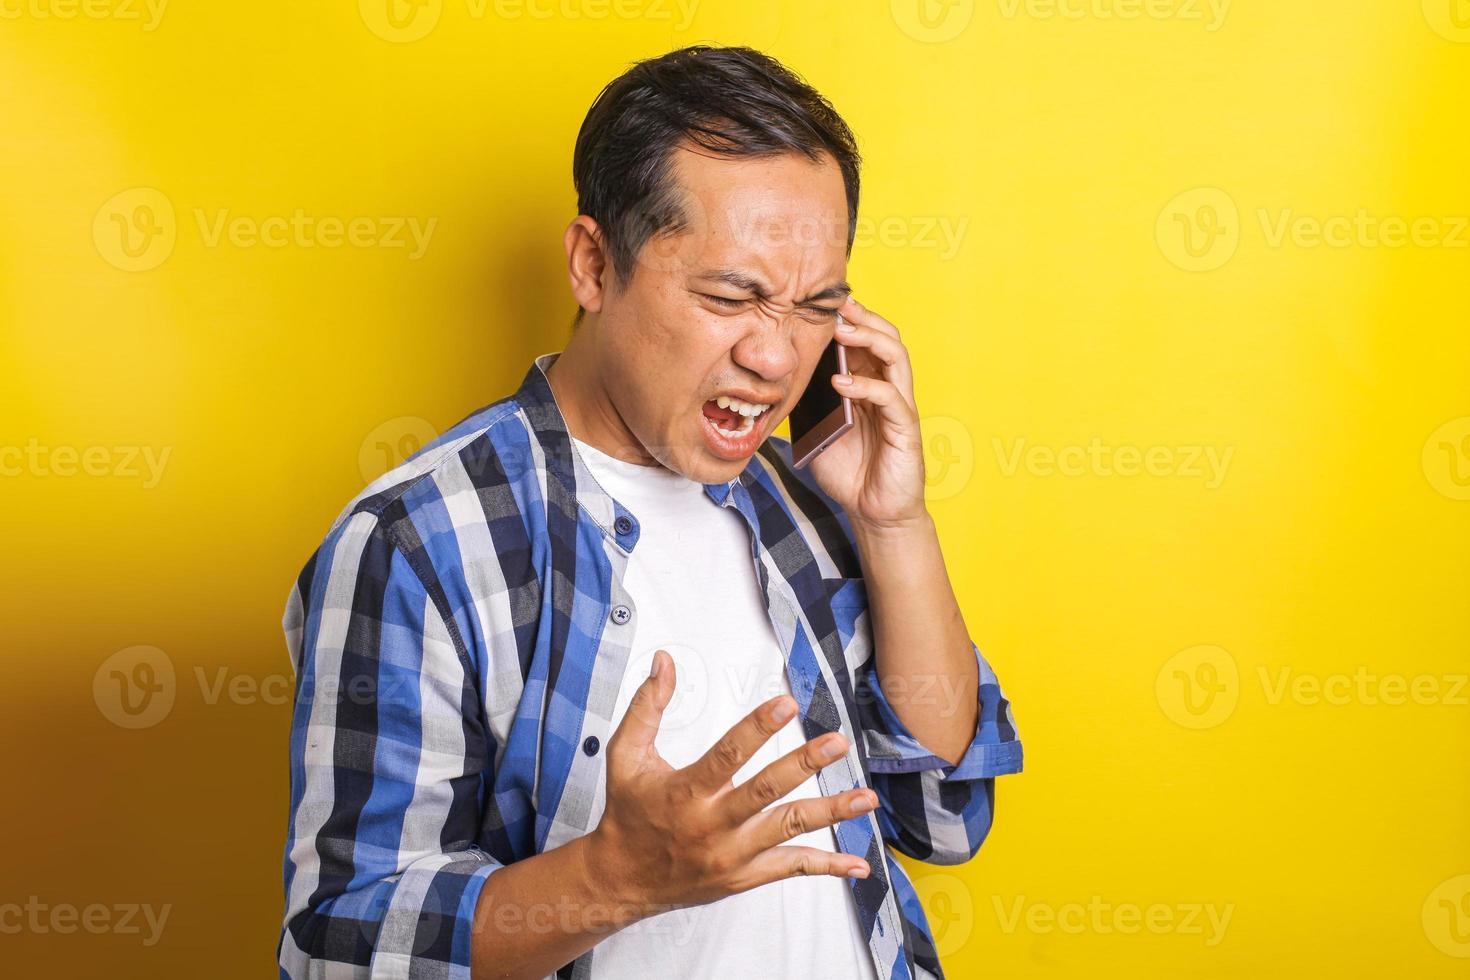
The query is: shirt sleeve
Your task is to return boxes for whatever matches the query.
[765,433,1024,865]
[855,637,1023,865]
[278,509,499,979]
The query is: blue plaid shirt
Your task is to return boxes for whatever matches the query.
[279,350,1023,980]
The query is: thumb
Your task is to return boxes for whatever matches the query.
[611,649,675,757]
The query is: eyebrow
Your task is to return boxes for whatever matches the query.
[696,268,852,306]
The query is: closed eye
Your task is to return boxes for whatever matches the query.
[700,294,841,320]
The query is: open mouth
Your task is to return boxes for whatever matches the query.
[700,395,773,459]
[702,399,757,436]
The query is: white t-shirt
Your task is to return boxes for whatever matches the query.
[570,435,879,980]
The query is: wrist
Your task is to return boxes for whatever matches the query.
[580,826,652,926]
[851,510,935,549]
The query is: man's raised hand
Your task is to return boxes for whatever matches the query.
[589,647,875,913]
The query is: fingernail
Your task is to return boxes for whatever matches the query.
[649,652,662,679]
[848,864,869,878]
[833,374,853,386]
[822,738,845,761]
[851,793,875,814]
[771,698,795,723]
[837,320,856,333]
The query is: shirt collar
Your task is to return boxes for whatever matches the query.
[514,350,758,548]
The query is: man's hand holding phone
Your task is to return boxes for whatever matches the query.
[795,296,928,532]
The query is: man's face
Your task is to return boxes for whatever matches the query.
[593,145,851,484]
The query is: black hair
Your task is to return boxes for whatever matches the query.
[569,45,861,326]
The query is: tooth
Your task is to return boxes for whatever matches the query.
[711,395,773,420]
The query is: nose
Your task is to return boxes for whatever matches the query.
[731,313,799,384]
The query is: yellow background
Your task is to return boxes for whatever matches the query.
[4,1,1468,976]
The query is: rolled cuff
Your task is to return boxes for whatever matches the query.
[860,640,1023,782]
[371,849,501,978]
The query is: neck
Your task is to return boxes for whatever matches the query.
[545,321,658,467]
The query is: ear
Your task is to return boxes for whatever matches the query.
[564,215,609,315]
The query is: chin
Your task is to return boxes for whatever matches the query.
[680,450,749,485]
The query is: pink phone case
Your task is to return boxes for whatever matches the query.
[792,333,855,469]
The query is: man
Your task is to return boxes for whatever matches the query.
[279,45,1022,980]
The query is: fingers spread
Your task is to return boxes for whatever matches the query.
[683,694,796,797]
[718,732,848,826]
[738,845,871,891]
[740,789,878,856]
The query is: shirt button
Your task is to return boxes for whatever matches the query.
[610,604,631,625]
[614,515,633,536]
[582,735,600,756]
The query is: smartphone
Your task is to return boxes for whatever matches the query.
[789,320,855,469]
